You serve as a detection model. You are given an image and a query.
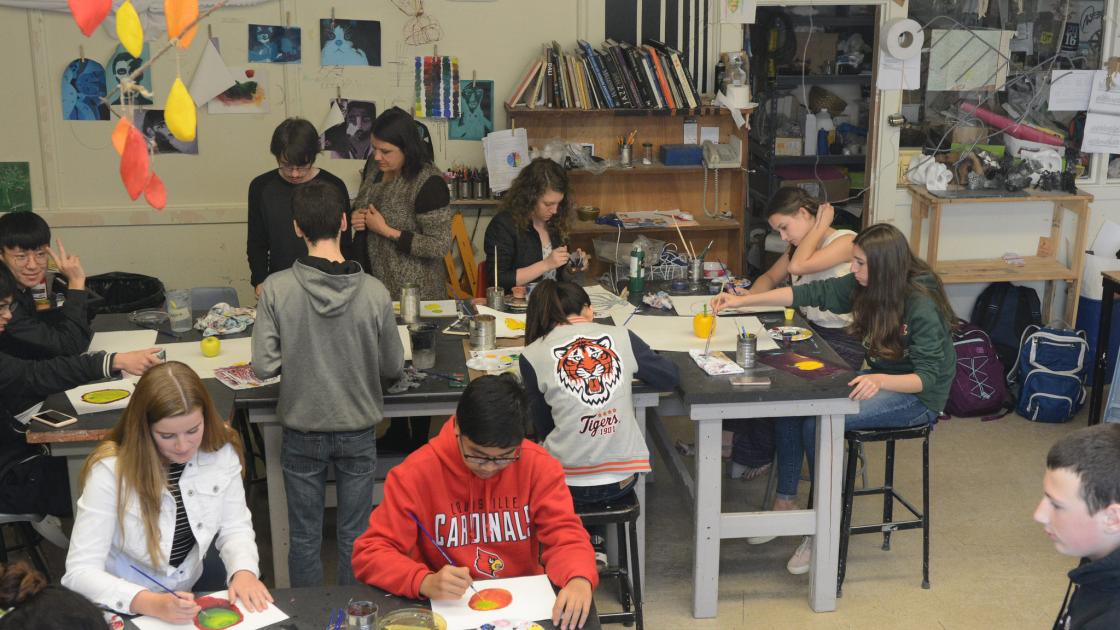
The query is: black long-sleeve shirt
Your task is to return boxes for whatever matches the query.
[0,349,118,438]
[246,169,352,288]
[0,285,92,360]
[483,211,574,291]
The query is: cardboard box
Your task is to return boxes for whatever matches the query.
[775,137,803,156]
[791,33,839,75]
[778,175,849,202]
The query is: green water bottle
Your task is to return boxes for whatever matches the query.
[628,243,645,296]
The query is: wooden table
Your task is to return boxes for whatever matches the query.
[1087,270,1120,425]
[907,185,1092,324]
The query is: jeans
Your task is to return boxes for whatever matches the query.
[568,474,638,506]
[724,419,774,468]
[774,383,938,499]
[282,427,376,587]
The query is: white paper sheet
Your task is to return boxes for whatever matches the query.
[719,0,756,24]
[926,29,1012,91]
[159,337,253,380]
[1081,112,1120,154]
[1049,70,1095,111]
[474,306,527,338]
[189,39,237,106]
[584,285,634,321]
[398,324,413,361]
[130,590,288,630]
[87,330,158,355]
[429,574,557,630]
[320,98,345,132]
[613,314,778,352]
[482,128,529,193]
[207,66,268,114]
[65,379,135,415]
[1087,70,1120,115]
[876,53,921,91]
[668,295,783,317]
[393,300,459,318]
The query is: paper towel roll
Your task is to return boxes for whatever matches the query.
[881,18,924,60]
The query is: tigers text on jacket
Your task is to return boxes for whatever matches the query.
[519,322,679,485]
[350,420,598,598]
[62,444,259,614]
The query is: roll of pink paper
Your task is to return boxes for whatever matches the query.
[959,102,1064,146]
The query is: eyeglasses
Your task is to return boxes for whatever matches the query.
[458,435,520,467]
[278,162,313,174]
[0,301,16,315]
[7,250,48,267]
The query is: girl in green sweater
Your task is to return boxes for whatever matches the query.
[711,223,956,574]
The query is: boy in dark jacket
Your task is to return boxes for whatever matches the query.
[1035,424,1120,630]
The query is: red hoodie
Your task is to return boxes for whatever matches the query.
[352,418,598,598]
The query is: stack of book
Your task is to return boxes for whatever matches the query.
[506,39,702,112]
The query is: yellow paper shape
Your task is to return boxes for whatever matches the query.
[165,77,196,141]
[115,1,143,58]
[165,0,199,48]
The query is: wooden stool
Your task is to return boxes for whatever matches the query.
[837,424,931,597]
[575,491,643,629]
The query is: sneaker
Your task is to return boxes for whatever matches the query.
[787,536,812,575]
[595,551,609,572]
[747,535,776,545]
[730,461,772,481]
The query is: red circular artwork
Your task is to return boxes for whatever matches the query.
[468,588,513,611]
[193,596,244,629]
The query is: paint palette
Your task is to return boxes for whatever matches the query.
[769,326,813,342]
[378,607,447,630]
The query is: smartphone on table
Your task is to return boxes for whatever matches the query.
[31,409,78,428]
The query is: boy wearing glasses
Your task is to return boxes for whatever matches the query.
[247,117,352,298]
[352,374,597,630]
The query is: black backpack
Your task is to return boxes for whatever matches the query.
[970,282,1043,375]
[85,271,165,315]
[0,420,72,517]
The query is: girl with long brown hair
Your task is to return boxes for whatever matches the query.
[63,362,270,624]
[711,223,956,574]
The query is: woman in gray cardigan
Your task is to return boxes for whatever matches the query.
[352,107,451,300]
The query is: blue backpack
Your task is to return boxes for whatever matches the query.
[1007,325,1088,423]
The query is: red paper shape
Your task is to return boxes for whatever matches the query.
[144,173,166,210]
[120,127,150,200]
[165,0,200,48]
[68,0,112,37]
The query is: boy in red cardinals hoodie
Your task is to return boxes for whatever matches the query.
[352,374,598,629]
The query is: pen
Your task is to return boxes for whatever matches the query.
[408,512,479,595]
[622,308,640,326]
[129,564,190,601]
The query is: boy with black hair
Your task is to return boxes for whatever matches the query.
[0,211,92,361]
[252,179,404,587]
[247,117,352,297]
[352,374,597,630]
[1035,423,1120,629]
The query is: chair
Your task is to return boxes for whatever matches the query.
[0,514,68,580]
[836,424,931,597]
[575,491,643,629]
[443,212,478,299]
[190,286,239,312]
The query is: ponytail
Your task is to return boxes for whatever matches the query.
[525,279,591,344]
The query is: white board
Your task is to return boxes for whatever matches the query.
[429,574,558,630]
[130,589,288,630]
[614,314,778,353]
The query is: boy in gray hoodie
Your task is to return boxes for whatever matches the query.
[252,179,405,586]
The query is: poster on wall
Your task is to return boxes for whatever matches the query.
[248,25,301,63]
[719,0,757,24]
[0,163,32,213]
[106,44,153,106]
[206,67,268,114]
[414,55,460,119]
[449,79,493,141]
[319,19,381,66]
[61,58,110,121]
[133,109,199,155]
[320,99,376,160]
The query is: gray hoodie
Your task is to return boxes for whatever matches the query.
[252,258,404,432]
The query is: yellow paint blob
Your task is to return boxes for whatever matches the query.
[80,389,130,404]
[165,77,196,141]
[115,1,144,58]
[505,318,526,330]
[793,360,824,371]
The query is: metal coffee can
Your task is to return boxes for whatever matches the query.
[736,333,757,368]
[400,283,420,324]
[486,286,505,311]
[469,314,496,350]
[689,258,703,285]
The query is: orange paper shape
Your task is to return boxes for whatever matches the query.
[165,0,199,48]
[116,1,144,58]
[68,0,112,37]
[120,126,150,200]
[112,117,133,155]
[144,173,167,210]
[165,78,196,141]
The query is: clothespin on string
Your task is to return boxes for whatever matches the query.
[286,11,291,27]
[79,45,85,62]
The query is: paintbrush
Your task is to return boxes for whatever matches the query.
[702,305,716,356]
[129,564,191,601]
[408,512,479,595]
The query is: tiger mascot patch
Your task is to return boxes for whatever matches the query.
[474,547,505,578]
[552,335,623,407]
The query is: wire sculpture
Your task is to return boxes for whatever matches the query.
[392,0,442,46]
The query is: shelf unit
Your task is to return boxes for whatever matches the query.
[907,184,1092,323]
[505,104,753,274]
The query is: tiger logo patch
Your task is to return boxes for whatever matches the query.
[552,335,623,407]
[474,547,505,578]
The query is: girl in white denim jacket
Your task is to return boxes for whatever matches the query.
[62,362,271,624]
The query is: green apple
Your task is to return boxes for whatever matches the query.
[200,335,221,358]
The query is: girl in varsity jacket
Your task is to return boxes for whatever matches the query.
[519,280,679,505]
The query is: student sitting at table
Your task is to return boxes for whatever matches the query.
[253,179,404,587]
[62,362,271,624]
[711,222,956,575]
[0,561,107,630]
[483,158,588,292]
[352,375,598,630]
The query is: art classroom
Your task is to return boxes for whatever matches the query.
[5,0,1120,628]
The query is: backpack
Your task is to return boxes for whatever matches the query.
[1008,325,1089,423]
[970,282,1042,375]
[944,322,1010,420]
[85,271,165,315]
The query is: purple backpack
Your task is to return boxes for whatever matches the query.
[944,322,1010,420]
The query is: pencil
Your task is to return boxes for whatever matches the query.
[623,308,640,326]
[129,564,190,601]
[409,512,479,594]
[672,217,694,259]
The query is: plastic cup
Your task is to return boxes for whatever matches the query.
[166,289,193,332]
[346,600,377,630]
[408,323,437,369]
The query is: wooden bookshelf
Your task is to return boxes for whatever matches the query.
[506,106,754,274]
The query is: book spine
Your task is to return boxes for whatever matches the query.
[611,44,644,109]
[623,46,656,108]
[579,41,615,108]
[660,51,685,110]
[507,58,541,108]
[549,49,561,108]
[638,49,665,109]
[599,49,632,108]
[580,55,603,109]
[646,46,676,111]
[669,52,698,109]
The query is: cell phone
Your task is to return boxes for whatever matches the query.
[730,375,771,387]
[31,409,78,428]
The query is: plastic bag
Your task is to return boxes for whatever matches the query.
[85,272,165,315]
[534,139,608,175]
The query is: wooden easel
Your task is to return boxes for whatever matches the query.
[444,211,478,299]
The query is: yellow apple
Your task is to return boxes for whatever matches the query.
[200,335,221,358]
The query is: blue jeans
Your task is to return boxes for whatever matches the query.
[282,427,376,587]
[568,474,638,506]
[774,385,938,499]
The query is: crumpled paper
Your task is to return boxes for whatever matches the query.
[387,367,427,393]
[195,302,255,337]
[642,291,674,310]
[907,155,952,191]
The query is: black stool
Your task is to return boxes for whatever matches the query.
[837,424,930,597]
[575,491,643,629]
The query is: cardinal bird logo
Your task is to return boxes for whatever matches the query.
[473,547,506,578]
